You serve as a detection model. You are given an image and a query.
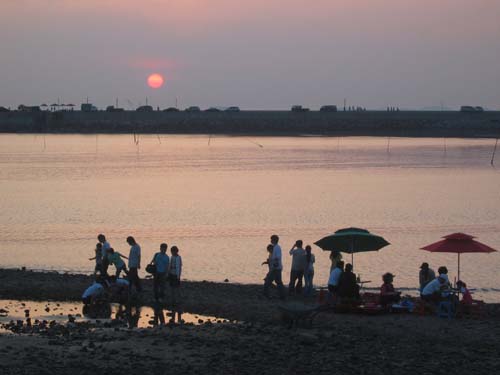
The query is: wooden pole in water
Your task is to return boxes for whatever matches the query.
[491,138,498,166]
[386,137,391,153]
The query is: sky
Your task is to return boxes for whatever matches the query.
[1,0,499,110]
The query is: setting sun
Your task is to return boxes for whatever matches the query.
[147,73,164,89]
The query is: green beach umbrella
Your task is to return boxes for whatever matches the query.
[314,227,390,268]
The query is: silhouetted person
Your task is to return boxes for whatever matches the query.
[150,243,169,301]
[89,242,103,276]
[303,245,315,297]
[168,246,183,323]
[127,236,142,292]
[107,248,128,277]
[263,234,285,299]
[419,262,436,292]
[338,263,360,302]
[98,234,111,275]
[380,272,401,306]
[288,240,306,295]
[328,260,344,303]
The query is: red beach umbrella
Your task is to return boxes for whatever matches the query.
[420,233,497,281]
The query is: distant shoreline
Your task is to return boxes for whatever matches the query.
[1,110,500,138]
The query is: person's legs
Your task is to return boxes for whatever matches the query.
[295,271,304,294]
[288,270,298,295]
[274,270,286,300]
[102,259,109,276]
[158,273,166,299]
[115,265,122,278]
[263,271,273,297]
[153,274,160,300]
[129,267,142,292]
[304,272,313,296]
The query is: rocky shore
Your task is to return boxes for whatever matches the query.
[1,268,500,374]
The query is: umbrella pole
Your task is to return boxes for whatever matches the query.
[457,253,460,283]
[351,253,354,268]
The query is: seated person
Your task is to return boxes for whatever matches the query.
[421,274,449,303]
[327,261,344,302]
[337,263,360,302]
[379,272,401,306]
[456,280,473,305]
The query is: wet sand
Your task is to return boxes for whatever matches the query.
[1,268,500,374]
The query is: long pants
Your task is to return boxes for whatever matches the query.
[303,271,314,296]
[115,265,126,278]
[288,269,304,295]
[264,269,286,299]
[128,267,142,292]
[153,272,166,300]
[101,258,109,276]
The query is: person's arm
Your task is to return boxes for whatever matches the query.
[119,253,129,260]
[178,257,182,279]
[138,251,141,269]
[150,253,156,265]
[89,256,96,261]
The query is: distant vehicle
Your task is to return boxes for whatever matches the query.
[136,105,153,112]
[0,106,10,112]
[205,107,221,112]
[291,105,309,112]
[185,106,201,112]
[81,103,98,112]
[460,106,484,113]
[106,106,124,112]
[163,107,180,112]
[320,105,337,112]
[225,106,240,112]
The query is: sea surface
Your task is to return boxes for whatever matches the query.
[1,134,499,300]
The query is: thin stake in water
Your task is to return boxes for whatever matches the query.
[491,138,498,166]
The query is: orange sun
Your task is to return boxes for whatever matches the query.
[147,73,164,89]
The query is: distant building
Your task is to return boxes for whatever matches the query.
[18,105,41,112]
[106,106,125,112]
[460,106,484,113]
[81,103,98,112]
[291,105,309,112]
[320,105,337,112]
[136,105,153,112]
[225,106,240,112]
[185,106,201,112]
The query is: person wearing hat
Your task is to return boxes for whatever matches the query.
[421,273,450,303]
[380,272,401,306]
[419,262,436,292]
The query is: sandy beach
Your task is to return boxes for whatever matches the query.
[1,268,500,375]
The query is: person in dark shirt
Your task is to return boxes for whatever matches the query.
[380,272,401,306]
[337,263,360,302]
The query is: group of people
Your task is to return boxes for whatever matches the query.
[84,234,184,322]
[262,234,474,311]
[262,236,316,299]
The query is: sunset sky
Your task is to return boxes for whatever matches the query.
[1,0,499,110]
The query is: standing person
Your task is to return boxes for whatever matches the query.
[107,248,128,277]
[150,243,170,301]
[329,250,342,273]
[419,262,436,292]
[303,245,315,297]
[126,236,142,292]
[89,243,103,276]
[288,240,306,295]
[98,234,111,276]
[168,246,183,323]
[263,234,285,299]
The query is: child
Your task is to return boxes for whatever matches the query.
[456,280,473,305]
[107,248,128,277]
[380,272,401,306]
[89,243,103,275]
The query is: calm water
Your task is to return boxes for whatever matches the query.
[1,135,499,300]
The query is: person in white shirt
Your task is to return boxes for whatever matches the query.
[422,274,449,302]
[288,240,306,295]
[98,234,111,276]
[327,261,344,302]
[126,236,142,292]
[303,245,315,297]
[263,234,285,299]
